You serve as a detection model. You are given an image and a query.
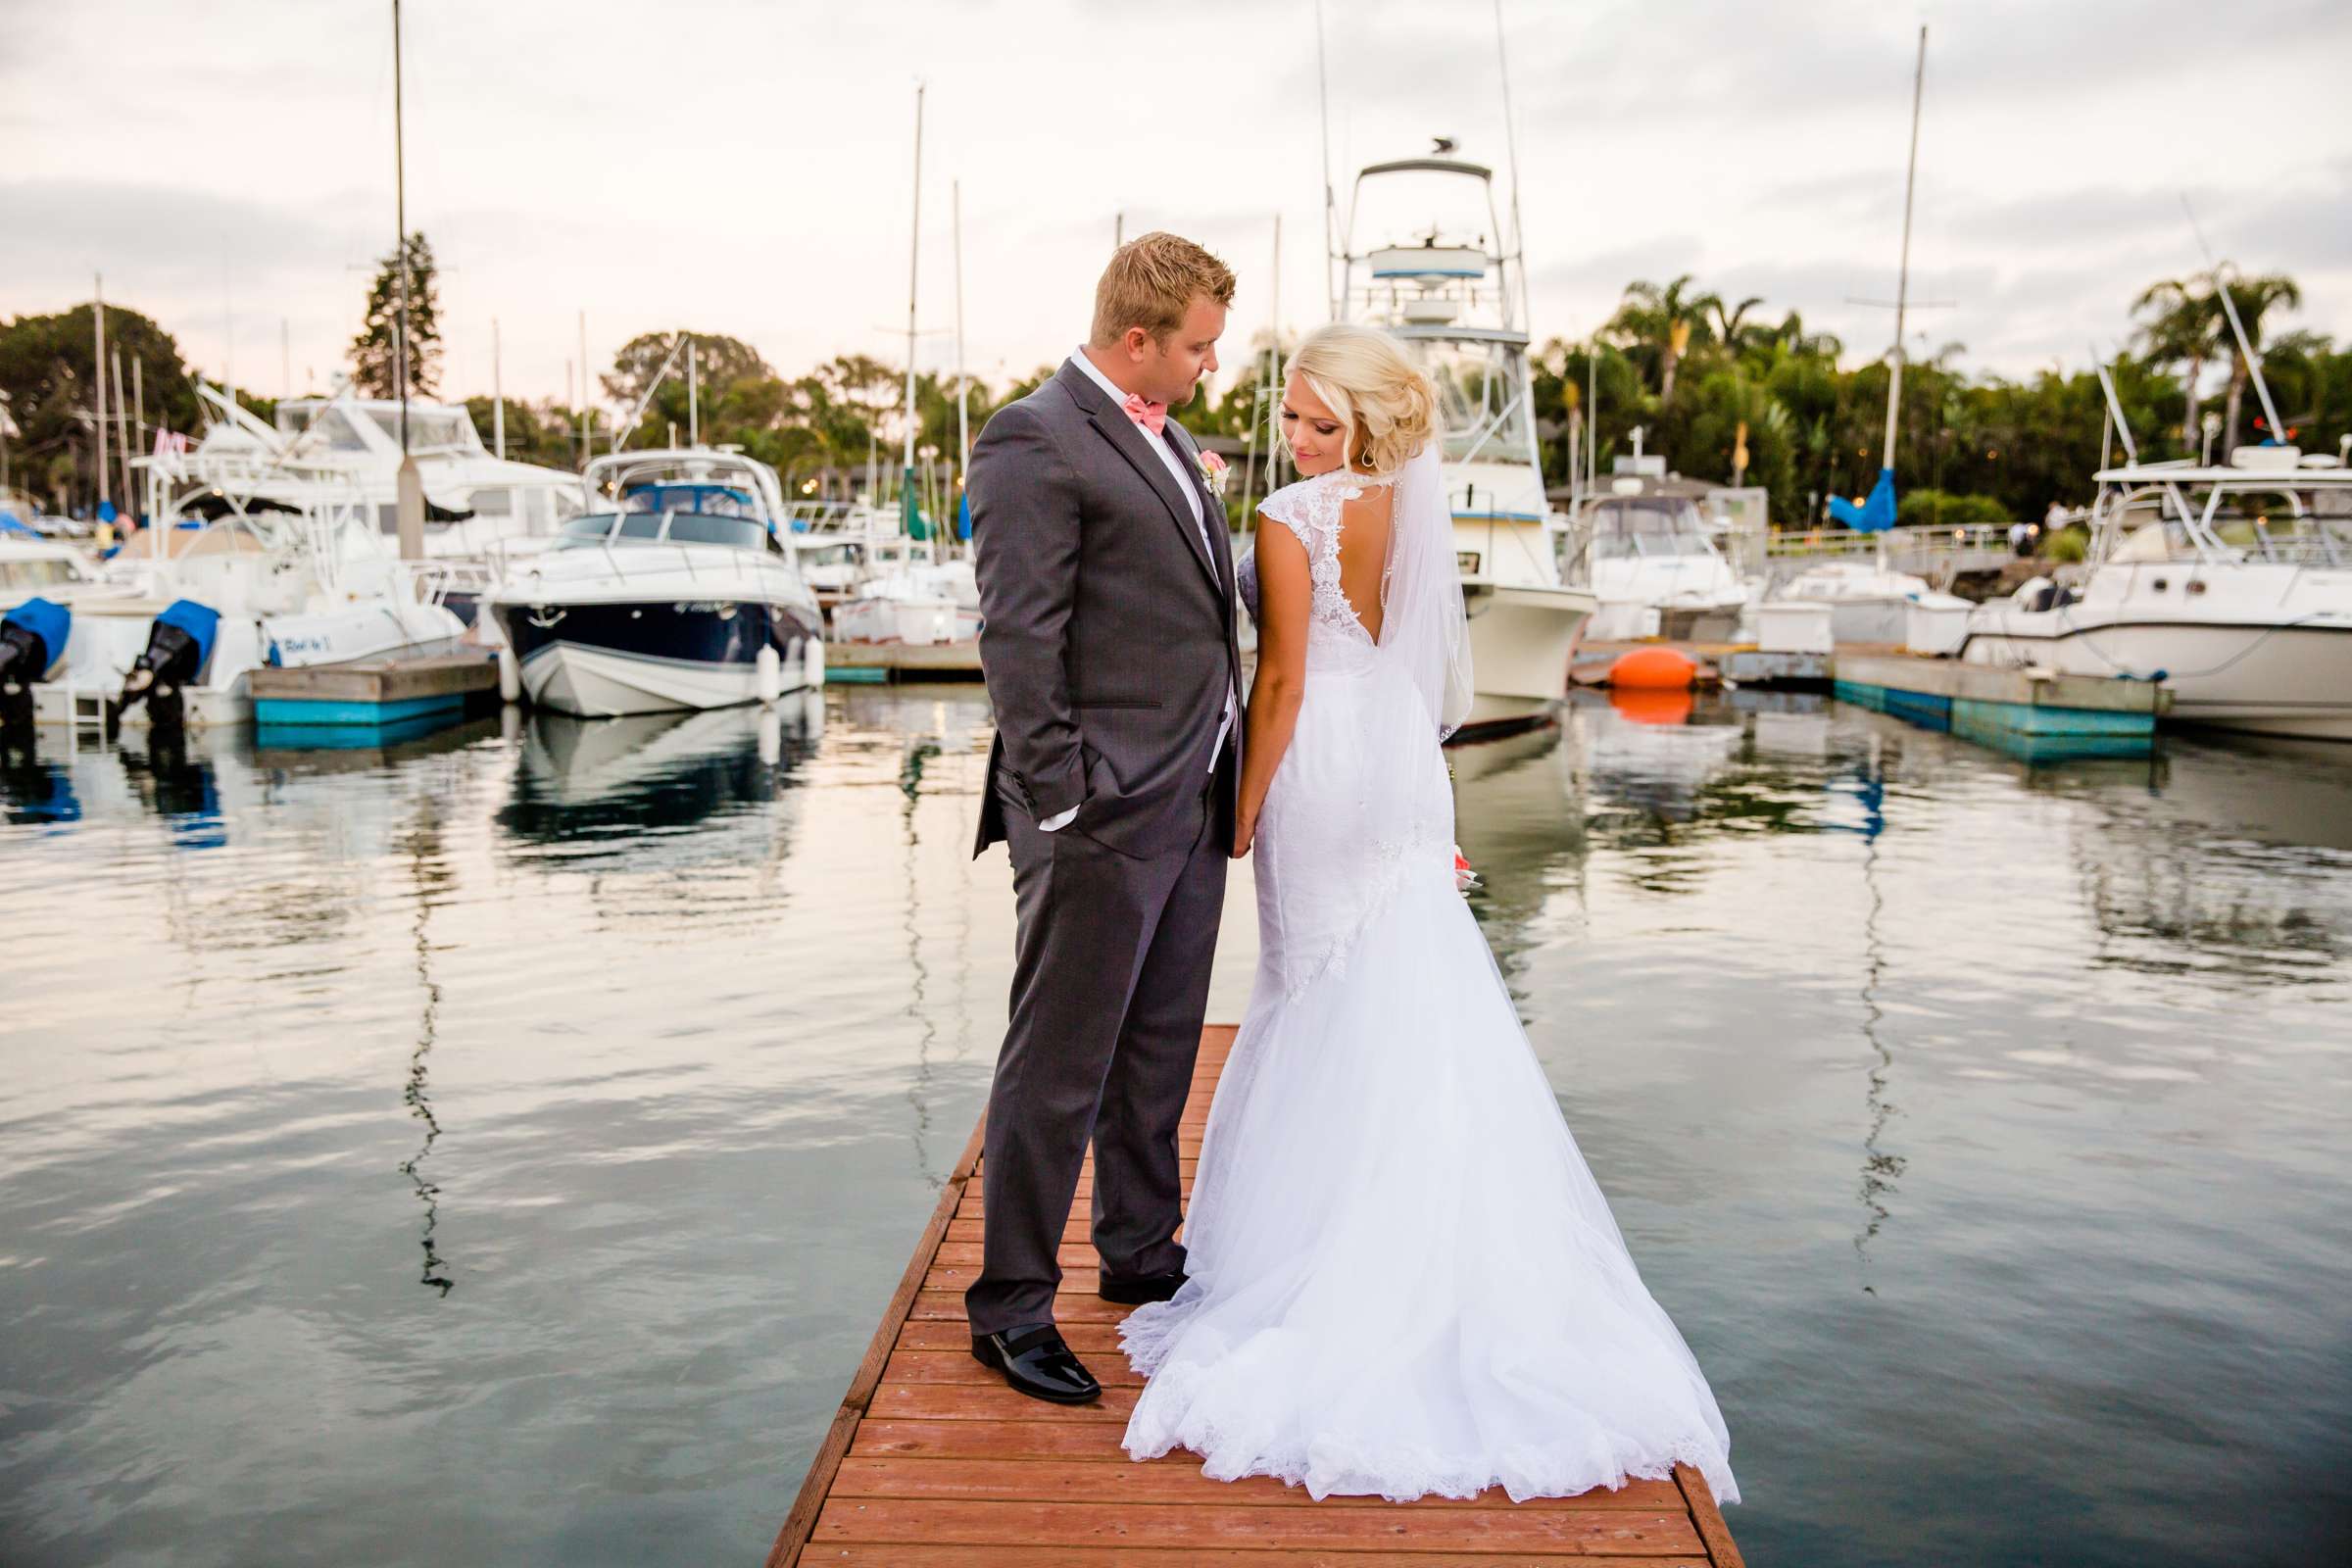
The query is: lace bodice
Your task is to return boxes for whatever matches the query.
[1239,469,1398,662]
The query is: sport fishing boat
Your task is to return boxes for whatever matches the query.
[483,450,825,716]
[1332,149,1597,735]
[5,483,466,732]
[1957,455,2352,739]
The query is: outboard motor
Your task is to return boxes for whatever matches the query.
[118,599,221,732]
[0,597,71,735]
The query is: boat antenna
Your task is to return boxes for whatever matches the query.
[1492,0,1531,327]
[2184,196,2288,451]
[612,333,687,453]
[1313,0,1339,319]
[2088,344,2140,466]
[903,81,926,546]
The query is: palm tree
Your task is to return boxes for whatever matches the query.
[1607,274,1723,405]
[2132,274,2219,448]
[2215,271,2302,452]
[1711,295,1767,359]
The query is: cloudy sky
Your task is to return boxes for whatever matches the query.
[6,0,2347,415]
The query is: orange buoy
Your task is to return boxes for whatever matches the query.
[1607,645,1699,690]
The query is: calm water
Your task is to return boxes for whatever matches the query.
[3,688,2348,1565]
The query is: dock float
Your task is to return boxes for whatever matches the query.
[249,652,498,747]
[766,1024,1744,1568]
[1832,652,2169,760]
[823,640,985,684]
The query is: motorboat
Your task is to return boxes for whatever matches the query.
[1777,558,1972,646]
[7,483,466,732]
[482,449,825,716]
[1579,485,1749,641]
[151,384,587,625]
[830,559,982,647]
[1957,456,2352,739]
[1332,150,1597,735]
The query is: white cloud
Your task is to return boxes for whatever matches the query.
[4,0,2346,408]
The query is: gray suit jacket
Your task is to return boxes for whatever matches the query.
[970,359,1243,859]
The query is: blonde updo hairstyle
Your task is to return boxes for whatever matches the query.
[1282,323,1442,476]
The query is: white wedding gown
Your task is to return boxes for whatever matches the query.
[1118,462,1740,1506]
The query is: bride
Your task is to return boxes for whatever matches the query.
[1118,323,1740,1506]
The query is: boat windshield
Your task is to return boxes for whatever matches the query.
[1408,337,1533,465]
[552,511,772,552]
[1590,499,1714,560]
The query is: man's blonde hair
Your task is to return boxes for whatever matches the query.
[1090,232,1237,347]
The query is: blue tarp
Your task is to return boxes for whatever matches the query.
[1829,466,1897,533]
[3,596,71,668]
[155,599,222,675]
[0,513,39,537]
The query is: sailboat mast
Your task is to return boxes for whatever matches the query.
[953,176,969,552]
[1493,0,1530,329]
[392,0,411,454]
[92,270,109,514]
[1882,24,1926,473]
[1313,0,1338,319]
[902,82,925,542]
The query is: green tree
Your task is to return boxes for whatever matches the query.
[2132,273,2221,449]
[2213,271,2302,451]
[350,231,443,398]
[1606,274,1722,405]
[0,302,202,514]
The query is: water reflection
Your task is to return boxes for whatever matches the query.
[397,793,455,1297]
[5,683,2349,1568]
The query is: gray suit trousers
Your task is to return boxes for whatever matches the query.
[965,755,1233,1337]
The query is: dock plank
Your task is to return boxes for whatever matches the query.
[765,1024,1742,1567]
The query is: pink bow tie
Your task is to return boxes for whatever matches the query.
[1121,393,1167,437]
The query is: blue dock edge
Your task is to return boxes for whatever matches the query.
[1832,654,2168,762]
[248,653,499,749]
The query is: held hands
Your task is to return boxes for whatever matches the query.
[1232,809,1256,859]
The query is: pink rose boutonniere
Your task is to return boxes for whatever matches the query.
[1198,450,1230,498]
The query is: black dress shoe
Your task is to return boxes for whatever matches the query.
[1099,1268,1187,1304]
[969,1324,1102,1404]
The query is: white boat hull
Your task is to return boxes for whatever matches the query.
[1962,560,2352,740]
[517,641,813,717]
[1459,582,1596,733]
[1962,620,2352,739]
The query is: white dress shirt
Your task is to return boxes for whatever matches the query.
[1038,348,1237,833]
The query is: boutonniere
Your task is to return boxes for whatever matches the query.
[1197,449,1230,498]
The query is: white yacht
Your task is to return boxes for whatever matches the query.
[10,484,466,731]
[1579,484,1749,642]
[1778,557,1972,646]
[1333,152,1598,735]
[1958,455,2352,739]
[831,558,982,647]
[156,384,586,623]
[483,450,825,716]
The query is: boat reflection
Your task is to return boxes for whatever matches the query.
[1450,717,1589,984]
[496,696,821,858]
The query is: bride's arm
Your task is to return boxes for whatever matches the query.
[1235,519,1310,858]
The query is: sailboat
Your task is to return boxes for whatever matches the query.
[1780,26,1970,646]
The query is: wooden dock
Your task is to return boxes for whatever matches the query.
[824,640,986,683]
[766,1024,1744,1568]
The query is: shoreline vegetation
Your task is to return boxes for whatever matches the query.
[4,234,2344,533]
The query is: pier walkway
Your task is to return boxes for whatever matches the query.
[765,1024,1744,1567]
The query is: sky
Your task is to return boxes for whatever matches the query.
[5,0,2347,416]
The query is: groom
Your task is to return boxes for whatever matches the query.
[964,232,1244,1403]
